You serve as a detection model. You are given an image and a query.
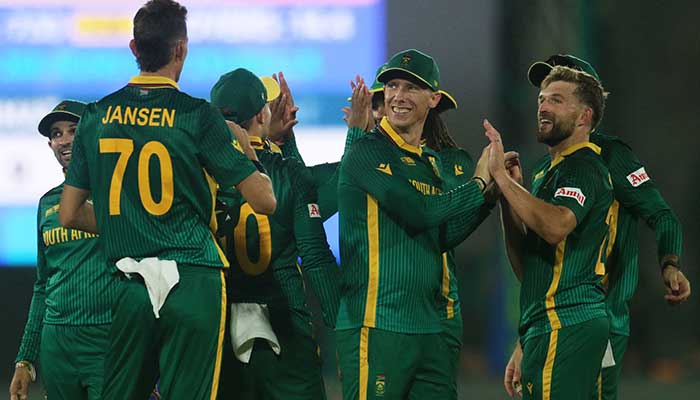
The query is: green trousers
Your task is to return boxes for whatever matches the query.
[441,313,463,400]
[102,266,226,400]
[337,327,451,400]
[592,334,629,400]
[40,324,110,399]
[520,317,609,400]
[217,314,327,400]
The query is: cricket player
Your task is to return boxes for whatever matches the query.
[58,1,276,399]
[503,54,691,400]
[488,66,613,399]
[210,68,340,399]
[335,49,493,399]
[9,100,119,400]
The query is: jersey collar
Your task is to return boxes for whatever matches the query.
[378,117,423,156]
[248,136,282,154]
[127,75,179,90]
[549,141,601,170]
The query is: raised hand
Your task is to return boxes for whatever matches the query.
[345,75,373,131]
[268,72,299,143]
[483,119,507,178]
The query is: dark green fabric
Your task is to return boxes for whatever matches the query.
[216,144,340,331]
[40,324,110,400]
[218,315,326,400]
[65,79,256,267]
[520,317,609,400]
[520,145,612,343]
[336,327,451,400]
[102,266,225,400]
[16,183,118,363]
[441,312,463,400]
[594,334,629,400]
[336,125,484,334]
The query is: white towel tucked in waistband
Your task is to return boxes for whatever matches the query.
[115,257,179,319]
[230,303,281,363]
[601,339,617,368]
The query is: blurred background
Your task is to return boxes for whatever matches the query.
[0,0,698,398]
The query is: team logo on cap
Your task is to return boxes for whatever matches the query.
[454,164,464,176]
[401,54,412,66]
[56,102,67,110]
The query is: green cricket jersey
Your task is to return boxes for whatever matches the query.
[520,142,613,343]
[534,132,683,336]
[65,76,257,268]
[16,183,118,363]
[216,137,340,334]
[336,117,485,334]
[436,148,475,320]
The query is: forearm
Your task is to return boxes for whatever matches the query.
[441,203,492,250]
[304,261,341,328]
[495,173,572,245]
[385,179,485,232]
[62,202,98,234]
[500,199,526,281]
[16,288,46,363]
[648,209,683,264]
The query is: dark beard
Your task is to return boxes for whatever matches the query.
[537,117,574,146]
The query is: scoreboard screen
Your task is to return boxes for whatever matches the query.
[0,0,385,266]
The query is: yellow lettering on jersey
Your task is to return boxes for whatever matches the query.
[148,108,162,126]
[101,106,112,124]
[71,230,81,240]
[103,106,176,127]
[124,106,137,125]
[60,228,69,242]
[408,179,442,195]
[45,204,60,218]
[137,107,149,126]
[108,105,123,124]
[162,108,175,128]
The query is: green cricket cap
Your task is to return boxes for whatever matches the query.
[528,54,601,87]
[210,68,281,124]
[38,100,86,137]
[376,48,457,112]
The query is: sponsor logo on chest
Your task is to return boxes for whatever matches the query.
[554,187,586,206]
[626,166,650,187]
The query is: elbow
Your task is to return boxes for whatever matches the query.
[250,196,277,215]
[541,228,568,246]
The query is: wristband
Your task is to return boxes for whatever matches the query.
[251,160,267,174]
[15,361,36,382]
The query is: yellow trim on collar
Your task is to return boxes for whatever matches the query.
[379,117,422,156]
[128,75,179,89]
[248,136,265,150]
[549,141,601,170]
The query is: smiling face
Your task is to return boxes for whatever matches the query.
[536,80,584,146]
[48,120,77,169]
[383,77,441,133]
